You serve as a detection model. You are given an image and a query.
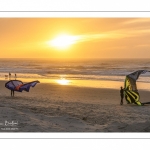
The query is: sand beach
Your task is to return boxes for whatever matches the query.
[1,79,150,132]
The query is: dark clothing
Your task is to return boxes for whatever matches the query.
[9,72,11,80]
[120,88,124,105]
[11,90,14,97]
[15,73,17,79]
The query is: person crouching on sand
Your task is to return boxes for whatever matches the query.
[120,86,124,105]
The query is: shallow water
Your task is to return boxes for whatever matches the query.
[1,58,150,90]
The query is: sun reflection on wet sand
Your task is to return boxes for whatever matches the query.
[4,76,150,91]
[56,78,70,85]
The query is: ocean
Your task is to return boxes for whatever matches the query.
[0,58,150,89]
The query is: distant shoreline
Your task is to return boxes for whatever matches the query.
[0,77,124,89]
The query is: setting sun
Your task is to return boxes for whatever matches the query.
[48,34,80,49]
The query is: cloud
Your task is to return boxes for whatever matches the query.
[122,18,150,25]
[76,31,135,43]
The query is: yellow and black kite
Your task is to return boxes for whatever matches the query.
[124,70,150,106]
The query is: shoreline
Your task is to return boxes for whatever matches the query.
[0,77,125,89]
[1,76,150,91]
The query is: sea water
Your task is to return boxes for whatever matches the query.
[0,58,150,89]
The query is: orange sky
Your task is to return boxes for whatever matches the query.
[1,18,150,58]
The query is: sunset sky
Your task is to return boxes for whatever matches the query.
[1,18,150,58]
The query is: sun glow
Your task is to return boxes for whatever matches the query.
[56,78,70,85]
[49,34,80,49]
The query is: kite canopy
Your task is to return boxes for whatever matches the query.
[124,70,150,106]
[5,80,40,92]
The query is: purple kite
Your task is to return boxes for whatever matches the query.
[5,80,40,92]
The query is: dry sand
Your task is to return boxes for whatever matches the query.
[0,80,150,132]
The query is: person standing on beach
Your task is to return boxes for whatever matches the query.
[9,72,11,80]
[120,86,124,105]
[11,90,14,97]
[15,73,17,80]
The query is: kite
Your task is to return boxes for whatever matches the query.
[5,80,40,92]
[124,70,150,106]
